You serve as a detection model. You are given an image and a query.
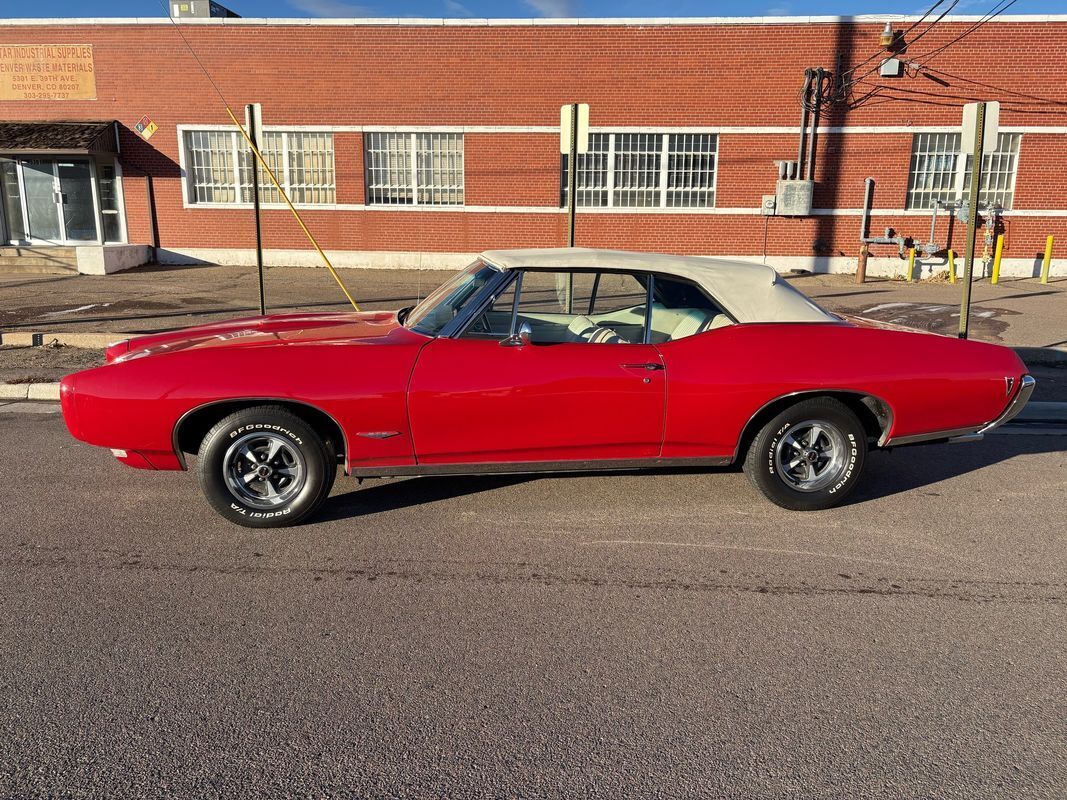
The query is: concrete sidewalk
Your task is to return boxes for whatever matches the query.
[2,262,1064,349]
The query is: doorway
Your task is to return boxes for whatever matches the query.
[0,157,102,245]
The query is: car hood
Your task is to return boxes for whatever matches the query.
[107,310,418,362]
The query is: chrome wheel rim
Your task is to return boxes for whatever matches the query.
[222,432,306,509]
[774,420,848,493]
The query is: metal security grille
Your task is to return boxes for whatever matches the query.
[962,133,1021,209]
[561,133,718,209]
[288,132,336,204]
[186,129,335,206]
[238,131,284,205]
[907,132,1021,210]
[560,133,609,207]
[365,132,412,204]
[417,133,464,205]
[186,130,237,204]
[906,133,961,210]
[666,134,717,208]
[613,134,661,208]
[365,132,464,205]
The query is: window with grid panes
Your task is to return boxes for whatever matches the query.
[906,132,1021,210]
[184,129,335,205]
[365,132,464,205]
[561,133,717,209]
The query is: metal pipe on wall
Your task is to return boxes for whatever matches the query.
[806,68,824,181]
[796,68,813,180]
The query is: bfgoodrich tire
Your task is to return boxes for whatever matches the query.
[743,397,867,511]
[197,405,335,528]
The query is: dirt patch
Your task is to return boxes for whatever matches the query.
[0,345,105,383]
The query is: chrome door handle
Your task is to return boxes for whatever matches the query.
[621,362,664,371]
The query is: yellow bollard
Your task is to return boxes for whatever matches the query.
[1041,235,1054,284]
[906,247,916,282]
[948,249,956,284]
[991,234,1004,284]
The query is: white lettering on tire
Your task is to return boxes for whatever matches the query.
[230,502,291,519]
[228,423,303,445]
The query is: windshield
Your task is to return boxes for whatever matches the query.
[405,261,501,336]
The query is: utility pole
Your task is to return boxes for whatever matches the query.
[958,101,998,339]
[246,103,266,316]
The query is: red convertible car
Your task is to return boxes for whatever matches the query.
[60,248,1034,527]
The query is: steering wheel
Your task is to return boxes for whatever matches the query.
[468,312,491,335]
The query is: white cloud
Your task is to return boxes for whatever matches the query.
[444,0,473,15]
[522,0,577,17]
[287,0,374,16]
[766,5,791,14]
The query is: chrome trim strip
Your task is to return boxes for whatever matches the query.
[357,431,401,439]
[349,455,732,479]
[884,426,983,447]
[171,397,352,473]
[979,374,1036,434]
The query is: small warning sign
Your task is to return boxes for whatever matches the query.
[134,115,158,141]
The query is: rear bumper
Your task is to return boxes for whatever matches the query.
[978,374,1037,434]
[885,374,1036,447]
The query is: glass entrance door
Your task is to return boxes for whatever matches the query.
[57,161,97,241]
[22,159,62,243]
[0,158,100,245]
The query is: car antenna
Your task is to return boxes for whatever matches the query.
[157,2,361,312]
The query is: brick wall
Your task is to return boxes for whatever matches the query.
[1,18,1064,266]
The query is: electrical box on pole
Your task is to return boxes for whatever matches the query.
[561,103,589,247]
[958,101,998,340]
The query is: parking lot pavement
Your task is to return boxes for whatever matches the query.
[2,264,1064,349]
[2,414,1065,798]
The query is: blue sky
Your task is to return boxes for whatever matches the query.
[1,0,1061,20]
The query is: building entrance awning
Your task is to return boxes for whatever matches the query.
[0,121,118,156]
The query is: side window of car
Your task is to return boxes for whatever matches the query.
[516,271,594,315]
[508,270,632,345]
[649,275,733,343]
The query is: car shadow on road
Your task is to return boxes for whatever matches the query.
[845,432,1067,506]
[316,431,1065,520]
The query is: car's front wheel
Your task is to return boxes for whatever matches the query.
[197,405,335,528]
[743,397,867,511]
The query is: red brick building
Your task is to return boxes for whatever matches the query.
[0,14,1064,277]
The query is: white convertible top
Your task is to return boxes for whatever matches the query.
[479,248,835,324]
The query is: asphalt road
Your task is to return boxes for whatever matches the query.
[2,413,1065,798]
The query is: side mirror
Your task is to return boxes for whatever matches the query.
[501,321,532,347]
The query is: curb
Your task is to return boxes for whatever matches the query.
[1014,346,1067,367]
[0,383,60,401]
[0,331,118,349]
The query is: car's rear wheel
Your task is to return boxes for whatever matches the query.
[743,397,866,511]
[197,405,335,528]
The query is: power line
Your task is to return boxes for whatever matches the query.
[909,0,1018,65]
[916,65,1067,108]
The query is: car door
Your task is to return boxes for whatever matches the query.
[407,269,665,465]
